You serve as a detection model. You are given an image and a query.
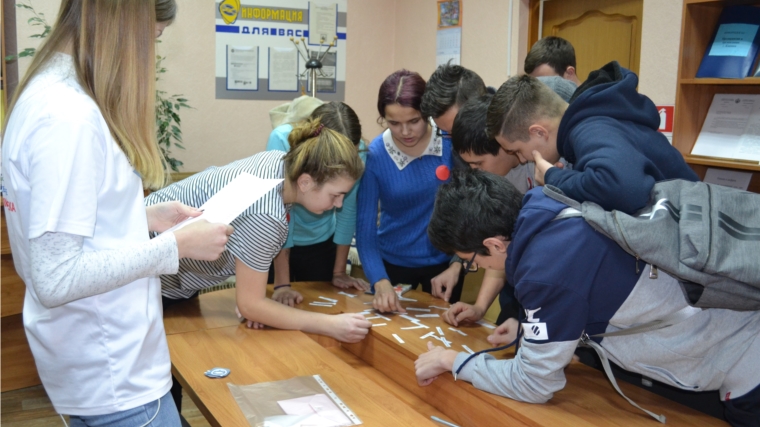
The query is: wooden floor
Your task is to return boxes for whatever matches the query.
[1,386,211,427]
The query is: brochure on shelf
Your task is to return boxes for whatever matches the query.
[691,94,760,164]
[696,5,760,79]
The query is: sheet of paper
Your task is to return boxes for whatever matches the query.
[703,167,752,190]
[436,27,461,66]
[308,3,337,45]
[276,393,352,427]
[227,45,258,90]
[269,47,298,92]
[164,173,281,233]
[691,94,760,163]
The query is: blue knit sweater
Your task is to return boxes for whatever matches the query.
[356,129,454,287]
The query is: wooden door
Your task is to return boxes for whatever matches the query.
[528,0,643,82]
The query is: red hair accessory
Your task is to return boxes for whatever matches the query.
[312,124,325,137]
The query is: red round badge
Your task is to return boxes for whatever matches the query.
[435,165,451,181]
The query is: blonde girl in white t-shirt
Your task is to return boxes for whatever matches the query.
[2,0,231,425]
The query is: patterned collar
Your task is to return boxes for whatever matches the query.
[383,120,443,170]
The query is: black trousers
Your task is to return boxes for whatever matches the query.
[383,260,465,304]
[267,237,338,284]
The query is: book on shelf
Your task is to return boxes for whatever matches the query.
[691,94,760,164]
[696,5,760,79]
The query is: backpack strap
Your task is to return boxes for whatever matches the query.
[580,304,703,424]
[580,334,667,424]
[543,185,581,210]
[591,305,702,338]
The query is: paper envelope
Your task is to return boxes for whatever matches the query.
[272,393,353,427]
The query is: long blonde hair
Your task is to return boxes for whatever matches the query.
[284,119,364,186]
[5,0,176,189]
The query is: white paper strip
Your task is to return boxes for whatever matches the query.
[416,314,440,318]
[392,334,405,344]
[477,320,496,329]
[462,345,475,354]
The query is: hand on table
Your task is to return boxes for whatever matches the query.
[332,272,370,291]
[431,263,462,302]
[442,302,485,327]
[236,305,267,329]
[329,313,372,343]
[146,201,202,233]
[272,287,303,307]
[415,341,458,386]
[487,317,520,347]
[372,280,405,313]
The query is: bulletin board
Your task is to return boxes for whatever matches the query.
[215,0,347,101]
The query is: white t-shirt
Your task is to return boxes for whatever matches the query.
[1,53,171,415]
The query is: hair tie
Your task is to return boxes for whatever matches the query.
[312,124,325,137]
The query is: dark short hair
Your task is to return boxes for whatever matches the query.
[310,102,362,147]
[486,75,565,142]
[420,62,487,118]
[452,94,500,156]
[377,69,427,120]
[524,36,577,76]
[428,169,523,256]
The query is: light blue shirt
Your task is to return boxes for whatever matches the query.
[266,123,367,248]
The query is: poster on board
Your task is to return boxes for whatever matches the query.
[215,0,347,101]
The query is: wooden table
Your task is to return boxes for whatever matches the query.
[167,326,437,427]
[165,282,727,426]
[284,282,728,426]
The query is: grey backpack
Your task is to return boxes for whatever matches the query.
[545,179,760,311]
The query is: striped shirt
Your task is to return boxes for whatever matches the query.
[145,151,290,299]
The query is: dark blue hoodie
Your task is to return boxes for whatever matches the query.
[543,61,698,214]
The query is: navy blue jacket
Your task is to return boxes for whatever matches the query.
[544,61,698,214]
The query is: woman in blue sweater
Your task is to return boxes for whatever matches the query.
[266,102,370,297]
[357,69,465,313]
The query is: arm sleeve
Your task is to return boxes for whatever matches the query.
[30,231,179,308]
[27,118,105,239]
[544,119,655,214]
[453,280,589,402]
[452,339,579,403]
[355,161,390,288]
[333,177,360,245]
[226,213,287,272]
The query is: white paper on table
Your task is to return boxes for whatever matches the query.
[272,393,352,427]
[164,173,282,233]
[691,94,760,163]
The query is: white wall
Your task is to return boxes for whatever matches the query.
[14,0,684,172]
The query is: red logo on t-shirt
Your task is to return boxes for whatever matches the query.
[3,198,16,212]
[435,165,450,181]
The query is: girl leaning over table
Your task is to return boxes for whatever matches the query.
[1,0,231,425]
[147,119,372,343]
[266,101,371,299]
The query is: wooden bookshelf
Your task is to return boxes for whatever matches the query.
[673,0,760,193]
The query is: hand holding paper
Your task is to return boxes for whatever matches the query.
[165,172,283,233]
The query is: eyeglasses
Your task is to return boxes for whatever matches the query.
[462,253,478,274]
[435,127,448,138]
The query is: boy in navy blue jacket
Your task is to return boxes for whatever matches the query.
[486,61,698,214]
[418,170,760,426]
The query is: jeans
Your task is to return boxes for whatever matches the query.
[69,391,180,427]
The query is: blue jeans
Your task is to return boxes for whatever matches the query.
[69,391,180,427]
